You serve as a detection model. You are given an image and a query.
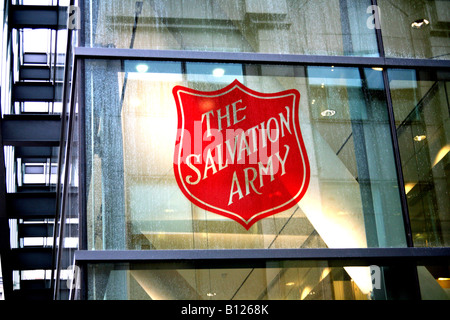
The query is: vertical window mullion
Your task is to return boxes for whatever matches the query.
[371,0,385,58]
[382,69,414,247]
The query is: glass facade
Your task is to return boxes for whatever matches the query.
[84,60,407,251]
[86,262,386,300]
[86,261,450,300]
[378,0,450,59]
[84,0,379,56]
[9,0,444,301]
[388,69,450,247]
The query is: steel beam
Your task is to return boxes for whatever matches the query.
[9,288,53,301]
[15,146,57,159]
[74,47,450,69]
[12,82,62,102]
[18,223,54,238]
[6,192,56,219]
[0,108,13,300]
[10,248,53,270]
[2,115,61,146]
[19,66,51,81]
[9,5,67,29]
[23,53,48,65]
[20,66,65,82]
[18,222,77,239]
[16,185,55,193]
[74,247,450,268]
[19,279,51,290]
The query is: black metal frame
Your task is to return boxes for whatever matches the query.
[74,46,450,69]
[49,0,76,299]
[74,248,450,301]
[75,247,450,266]
[43,0,450,300]
[52,50,78,299]
[70,48,450,301]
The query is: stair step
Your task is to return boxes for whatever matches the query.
[10,5,67,29]
[23,52,48,65]
[19,65,51,81]
[10,247,53,270]
[16,185,55,193]
[10,288,53,300]
[19,279,51,290]
[12,82,62,102]
[6,192,56,219]
[15,146,58,159]
[18,223,54,238]
[2,114,61,147]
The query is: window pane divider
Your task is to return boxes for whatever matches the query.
[74,47,450,69]
[74,247,450,266]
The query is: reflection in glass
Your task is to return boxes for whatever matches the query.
[378,0,450,59]
[84,0,379,57]
[88,261,450,300]
[418,265,450,299]
[389,69,450,247]
[87,262,372,300]
[84,60,406,251]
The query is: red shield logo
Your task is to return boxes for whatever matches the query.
[173,79,310,230]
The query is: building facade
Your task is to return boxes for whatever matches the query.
[0,0,449,300]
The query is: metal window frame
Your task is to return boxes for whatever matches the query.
[70,0,450,296]
[0,0,443,302]
[74,47,450,69]
[70,46,450,300]
[74,247,450,266]
[73,247,450,300]
[73,46,450,248]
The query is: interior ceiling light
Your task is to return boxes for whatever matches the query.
[372,67,383,71]
[321,109,336,117]
[212,68,225,77]
[286,282,295,286]
[405,182,417,194]
[411,18,430,29]
[414,135,426,142]
[432,144,450,167]
[130,97,141,107]
[136,64,149,73]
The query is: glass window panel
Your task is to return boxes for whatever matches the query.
[84,0,379,57]
[87,261,447,300]
[389,68,450,247]
[84,59,406,250]
[378,0,450,60]
[418,265,450,300]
